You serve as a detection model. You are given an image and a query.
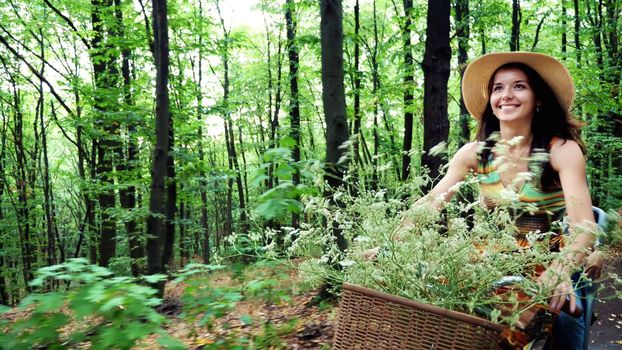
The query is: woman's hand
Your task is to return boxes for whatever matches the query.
[548,279,579,316]
[585,250,604,280]
[538,263,577,315]
[362,246,380,261]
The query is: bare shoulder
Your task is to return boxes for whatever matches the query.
[451,141,481,171]
[549,138,585,172]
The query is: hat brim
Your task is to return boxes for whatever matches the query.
[462,52,574,121]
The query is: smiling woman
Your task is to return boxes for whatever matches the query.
[402,51,602,349]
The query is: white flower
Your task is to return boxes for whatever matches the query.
[507,135,525,147]
[513,172,533,185]
[353,236,371,244]
[498,188,520,204]
[429,141,447,156]
[339,260,356,267]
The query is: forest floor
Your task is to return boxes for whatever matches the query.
[150,244,622,350]
[3,246,621,349]
[589,243,622,349]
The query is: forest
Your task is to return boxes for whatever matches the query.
[0,0,621,348]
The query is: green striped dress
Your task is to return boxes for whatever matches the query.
[477,148,565,250]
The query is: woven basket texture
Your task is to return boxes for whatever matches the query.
[333,284,505,350]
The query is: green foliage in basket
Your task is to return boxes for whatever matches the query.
[290,173,620,326]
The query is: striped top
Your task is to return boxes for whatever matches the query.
[477,145,565,249]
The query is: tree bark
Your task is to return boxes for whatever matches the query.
[455,0,470,146]
[216,1,247,235]
[37,28,59,268]
[91,0,119,268]
[352,0,362,184]
[320,0,349,253]
[114,0,143,276]
[510,0,521,51]
[286,0,301,227]
[0,114,9,304]
[400,0,414,181]
[562,0,568,56]
[421,0,451,186]
[574,0,582,65]
[146,0,171,296]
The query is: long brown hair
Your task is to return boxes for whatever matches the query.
[476,62,585,190]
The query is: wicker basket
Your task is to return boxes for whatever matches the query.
[333,283,507,350]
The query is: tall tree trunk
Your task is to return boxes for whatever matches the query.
[0,116,9,304]
[114,0,143,276]
[455,0,470,146]
[91,0,119,268]
[400,0,414,181]
[320,0,348,253]
[574,0,582,65]
[216,1,247,235]
[37,27,59,268]
[286,0,301,227]
[510,0,521,51]
[146,0,171,296]
[562,0,568,56]
[371,0,380,189]
[162,124,176,271]
[195,1,210,263]
[421,0,451,186]
[89,142,97,263]
[352,0,362,184]
[268,40,284,191]
[586,0,606,206]
[5,67,34,290]
[603,0,621,205]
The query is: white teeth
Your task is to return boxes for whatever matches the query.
[499,105,518,110]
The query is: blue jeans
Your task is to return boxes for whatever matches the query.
[550,273,587,350]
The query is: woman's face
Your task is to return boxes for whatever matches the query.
[489,67,538,125]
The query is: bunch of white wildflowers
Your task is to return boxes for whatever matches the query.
[341,192,560,326]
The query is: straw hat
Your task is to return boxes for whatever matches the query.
[462,52,575,120]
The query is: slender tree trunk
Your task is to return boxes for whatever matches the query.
[89,141,97,263]
[6,68,34,290]
[37,28,59,268]
[0,117,9,304]
[510,0,521,51]
[352,0,362,183]
[371,0,380,189]
[400,0,414,181]
[562,0,568,56]
[286,0,301,227]
[146,0,171,296]
[216,1,247,235]
[586,0,606,206]
[268,39,284,191]
[456,0,470,146]
[114,0,142,276]
[195,4,210,262]
[421,0,451,186]
[574,0,582,65]
[162,124,176,271]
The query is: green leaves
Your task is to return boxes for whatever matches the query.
[1,260,176,350]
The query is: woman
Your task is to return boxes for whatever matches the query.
[412,52,601,349]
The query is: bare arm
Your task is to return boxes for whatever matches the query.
[397,142,480,230]
[542,139,597,313]
[363,142,480,259]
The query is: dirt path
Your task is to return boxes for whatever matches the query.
[589,245,622,349]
